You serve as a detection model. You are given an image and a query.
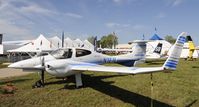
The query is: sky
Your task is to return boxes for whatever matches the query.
[0,0,198,45]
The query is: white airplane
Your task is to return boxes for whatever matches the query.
[8,32,187,88]
[98,42,164,60]
[8,40,147,87]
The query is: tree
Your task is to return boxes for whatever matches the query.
[100,36,108,48]
[165,35,176,44]
[100,33,118,48]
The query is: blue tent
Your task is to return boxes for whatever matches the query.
[149,34,163,40]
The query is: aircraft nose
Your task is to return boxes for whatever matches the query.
[8,60,29,68]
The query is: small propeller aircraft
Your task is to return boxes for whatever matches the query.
[8,32,187,88]
[8,39,147,88]
[98,41,165,60]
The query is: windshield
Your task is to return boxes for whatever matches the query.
[51,49,72,59]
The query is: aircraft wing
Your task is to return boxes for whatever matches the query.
[70,64,164,74]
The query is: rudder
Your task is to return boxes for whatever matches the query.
[163,32,187,70]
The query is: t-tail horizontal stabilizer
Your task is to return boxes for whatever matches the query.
[163,32,187,70]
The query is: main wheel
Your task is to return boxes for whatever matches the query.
[32,80,44,88]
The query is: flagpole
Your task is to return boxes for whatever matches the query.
[155,27,157,34]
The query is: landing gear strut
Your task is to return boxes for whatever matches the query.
[75,73,83,88]
[32,70,45,88]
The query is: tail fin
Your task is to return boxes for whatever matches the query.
[115,41,147,66]
[163,32,187,70]
[186,35,193,42]
[153,43,162,54]
[124,40,147,60]
[132,41,146,59]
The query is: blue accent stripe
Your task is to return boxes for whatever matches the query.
[166,62,177,66]
[178,41,184,44]
[165,63,177,67]
[166,61,178,65]
[165,64,177,68]
[177,36,186,44]
[70,63,98,67]
[165,59,178,69]
[167,60,178,63]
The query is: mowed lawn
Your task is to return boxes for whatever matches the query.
[0,59,199,107]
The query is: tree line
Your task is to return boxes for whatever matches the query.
[87,33,118,48]
[88,33,185,48]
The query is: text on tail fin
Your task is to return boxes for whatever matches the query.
[153,43,162,54]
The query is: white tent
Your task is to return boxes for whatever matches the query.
[0,44,3,54]
[180,43,198,59]
[48,36,62,48]
[168,42,198,59]
[74,38,84,47]
[83,40,94,51]
[64,37,74,47]
[8,34,56,53]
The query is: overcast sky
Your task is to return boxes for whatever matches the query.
[0,0,198,45]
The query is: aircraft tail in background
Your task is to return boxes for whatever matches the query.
[153,43,163,54]
[186,36,196,60]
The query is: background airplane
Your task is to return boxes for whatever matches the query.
[168,35,198,60]
[9,32,186,88]
[98,42,164,60]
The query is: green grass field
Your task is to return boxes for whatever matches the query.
[0,59,199,107]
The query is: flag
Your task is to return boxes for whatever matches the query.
[40,40,42,46]
[142,34,145,40]
[62,31,64,47]
[155,27,157,32]
[94,36,97,51]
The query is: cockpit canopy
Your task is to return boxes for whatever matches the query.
[51,48,73,59]
[50,48,92,59]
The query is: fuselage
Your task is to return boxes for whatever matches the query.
[9,47,145,77]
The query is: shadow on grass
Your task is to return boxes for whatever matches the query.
[0,78,31,85]
[146,62,164,65]
[185,99,197,107]
[59,74,172,107]
[192,66,199,68]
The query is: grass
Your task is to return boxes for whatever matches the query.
[0,63,8,68]
[0,59,199,107]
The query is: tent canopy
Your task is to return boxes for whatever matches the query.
[150,34,163,40]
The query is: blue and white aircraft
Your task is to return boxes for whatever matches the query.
[8,32,187,88]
